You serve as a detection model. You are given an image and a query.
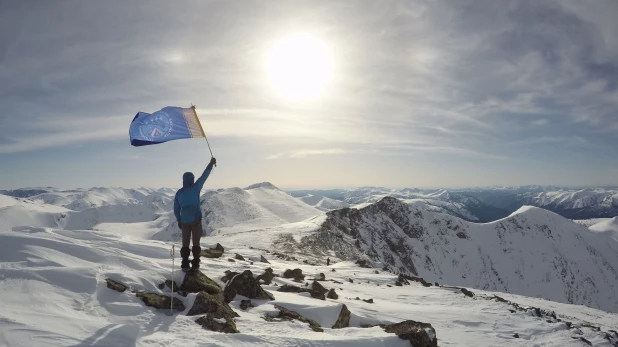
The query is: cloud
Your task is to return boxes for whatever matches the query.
[266,148,353,159]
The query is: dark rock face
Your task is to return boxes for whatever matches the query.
[256,268,275,285]
[260,255,270,264]
[277,284,306,293]
[135,291,185,311]
[235,253,245,261]
[228,258,236,262]
[240,299,254,310]
[283,268,305,281]
[106,278,127,293]
[461,288,474,297]
[181,271,222,295]
[195,314,239,334]
[356,259,372,268]
[214,243,225,252]
[363,298,374,304]
[265,305,323,332]
[158,280,179,292]
[186,292,239,318]
[327,288,339,300]
[310,281,328,300]
[331,304,350,329]
[223,270,274,303]
[383,320,437,347]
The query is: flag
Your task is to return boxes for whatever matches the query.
[129,106,205,146]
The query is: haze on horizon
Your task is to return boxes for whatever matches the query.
[1,0,617,190]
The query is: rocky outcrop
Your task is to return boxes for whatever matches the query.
[181,271,222,295]
[106,278,127,293]
[135,291,185,311]
[327,288,339,299]
[157,280,179,292]
[277,284,306,293]
[256,268,275,285]
[240,299,254,310]
[235,253,245,261]
[201,243,225,258]
[264,305,323,332]
[283,268,305,282]
[195,314,239,334]
[260,255,270,264]
[221,270,239,284]
[223,270,274,303]
[383,320,437,347]
[331,304,350,329]
[310,281,328,300]
[186,292,239,319]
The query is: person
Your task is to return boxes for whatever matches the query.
[174,157,216,272]
[327,257,330,266]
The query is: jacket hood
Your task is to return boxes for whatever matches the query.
[182,172,194,188]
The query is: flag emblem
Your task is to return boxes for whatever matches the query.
[129,106,205,147]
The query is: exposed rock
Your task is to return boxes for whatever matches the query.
[571,337,592,346]
[331,280,343,284]
[221,271,239,284]
[513,333,519,338]
[264,305,323,332]
[106,278,127,293]
[383,320,437,347]
[374,270,380,274]
[158,280,179,292]
[311,281,328,297]
[235,253,245,261]
[331,304,351,329]
[348,278,354,283]
[223,270,274,303]
[363,298,374,304]
[135,291,185,311]
[461,288,474,297]
[256,268,275,285]
[331,268,336,272]
[240,299,254,310]
[316,273,326,281]
[187,292,239,318]
[260,255,270,264]
[277,284,307,293]
[327,288,339,300]
[356,259,372,268]
[228,258,236,262]
[283,268,305,281]
[181,271,222,295]
[202,244,224,258]
[195,314,239,334]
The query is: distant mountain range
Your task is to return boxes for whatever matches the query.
[288,186,618,222]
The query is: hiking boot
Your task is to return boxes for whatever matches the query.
[180,246,190,272]
[191,245,201,269]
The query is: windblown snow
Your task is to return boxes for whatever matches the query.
[1,183,618,346]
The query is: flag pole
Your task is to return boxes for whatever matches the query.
[191,105,216,166]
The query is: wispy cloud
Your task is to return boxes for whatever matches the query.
[266,148,353,159]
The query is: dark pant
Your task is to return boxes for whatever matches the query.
[181,220,203,248]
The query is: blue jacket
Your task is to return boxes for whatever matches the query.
[174,163,213,223]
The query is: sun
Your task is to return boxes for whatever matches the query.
[267,34,333,100]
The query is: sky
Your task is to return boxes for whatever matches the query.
[0,0,617,190]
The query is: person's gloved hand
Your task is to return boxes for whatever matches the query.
[177,221,182,229]
[209,157,217,167]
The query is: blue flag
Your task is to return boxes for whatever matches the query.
[129,106,205,146]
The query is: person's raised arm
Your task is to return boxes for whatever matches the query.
[195,157,216,191]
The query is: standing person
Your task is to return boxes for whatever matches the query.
[174,157,216,272]
[327,257,330,266]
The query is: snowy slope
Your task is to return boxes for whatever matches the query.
[196,182,322,236]
[300,194,351,212]
[1,226,617,347]
[311,197,618,313]
[0,194,70,231]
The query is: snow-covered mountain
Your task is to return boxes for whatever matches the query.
[307,197,618,313]
[299,194,351,212]
[289,186,618,222]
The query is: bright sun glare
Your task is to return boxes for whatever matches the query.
[267,34,333,100]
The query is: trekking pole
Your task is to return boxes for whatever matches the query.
[167,244,175,316]
[191,105,216,167]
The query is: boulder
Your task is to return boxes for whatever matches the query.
[256,268,275,285]
[327,288,339,300]
[315,273,326,281]
[180,271,222,295]
[240,299,254,310]
[331,304,350,329]
[283,268,305,281]
[221,271,240,284]
[355,259,372,268]
[461,288,474,297]
[228,258,236,262]
[106,278,127,293]
[186,292,239,319]
[195,314,239,334]
[383,320,437,347]
[157,280,179,292]
[310,281,328,300]
[235,253,245,261]
[223,270,274,303]
[265,305,323,332]
[260,255,270,264]
[135,291,185,311]
[363,298,374,304]
[202,244,225,258]
[277,284,307,293]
